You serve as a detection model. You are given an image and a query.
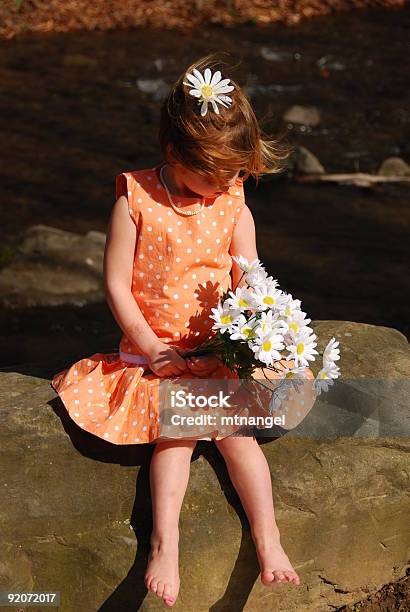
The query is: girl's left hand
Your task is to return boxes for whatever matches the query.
[185,354,221,377]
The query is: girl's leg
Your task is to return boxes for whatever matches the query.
[214,435,301,587]
[145,438,197,606]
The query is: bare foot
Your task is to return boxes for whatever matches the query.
[254,534,301,587]
[144,534,180,606]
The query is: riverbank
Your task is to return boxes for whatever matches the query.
[0,0,406,39]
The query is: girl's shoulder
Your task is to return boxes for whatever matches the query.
[225,178,246,228]
[115,166,157,226]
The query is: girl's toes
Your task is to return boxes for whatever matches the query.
[144,575,153,590]
[273,570,286,582]
[283,571,294,582]
[149,579,158,593]
[261,570,275,586]
[163,584,173,600]
[156,581,165,597]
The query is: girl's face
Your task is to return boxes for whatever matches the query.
[165,146,243,198]
[176,164,241,198]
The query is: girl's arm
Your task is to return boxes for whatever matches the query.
[229,204,259,290]
[103,195,161,357]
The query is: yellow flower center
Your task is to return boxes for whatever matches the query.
[243,327,253,338]
[263,296,275,305]
[296,342,304,355]
[201,84,213,98]
[285,372,294,378]
[320,371,328,379]
[238,298,249,307]
[262,340,272,352]
[221,315,232,325]
[289,321,299,333]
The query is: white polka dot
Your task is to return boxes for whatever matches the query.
[167,227,173,232]
[176,257,181,263]
[157,236,162,241]
[158,217,163,221]
[147,226,152,231]
[197,238,202,244]
[173,293,179,299]
[148,207,152,212]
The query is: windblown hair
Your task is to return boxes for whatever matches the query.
[158,52,293,187]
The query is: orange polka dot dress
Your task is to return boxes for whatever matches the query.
[50,162,252,444]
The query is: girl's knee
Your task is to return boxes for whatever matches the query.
[214,435,258,460]
[153,438,197,451]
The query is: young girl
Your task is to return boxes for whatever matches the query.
[51,53,315,607]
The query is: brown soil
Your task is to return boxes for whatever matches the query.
[0,0,406,40]
[338,566,410,611]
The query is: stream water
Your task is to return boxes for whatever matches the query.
[0,6,409,368]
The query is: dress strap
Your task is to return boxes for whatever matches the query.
[115,171,141,226]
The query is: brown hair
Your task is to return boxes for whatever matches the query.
[158,52,293,187]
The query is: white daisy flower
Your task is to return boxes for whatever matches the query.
[225,287,257,311]
[279,293,303,318]
[183,68,235,116]
[251,330,286,366]
[284,310,312,339]
[287,330,319,367]
[231,255,262,273]
[253,280,287,312]
[323,337,341,366]
[313,362,340,394]
[228,314,259,341]
[210,302,241,333]
[254,309,288,338]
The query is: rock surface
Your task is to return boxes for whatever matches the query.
[0,321,409,610]
[0,225,106,308]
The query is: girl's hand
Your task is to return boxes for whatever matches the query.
[185,354,222,377]
[146,341,188,378]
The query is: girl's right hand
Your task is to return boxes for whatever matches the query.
[146,341,188,377]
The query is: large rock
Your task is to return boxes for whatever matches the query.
[0,321,409,610]
[0,225,106,308]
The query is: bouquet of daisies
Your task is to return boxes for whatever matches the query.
[181,256,341,402]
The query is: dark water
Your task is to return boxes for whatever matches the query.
[0,7,409,368]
